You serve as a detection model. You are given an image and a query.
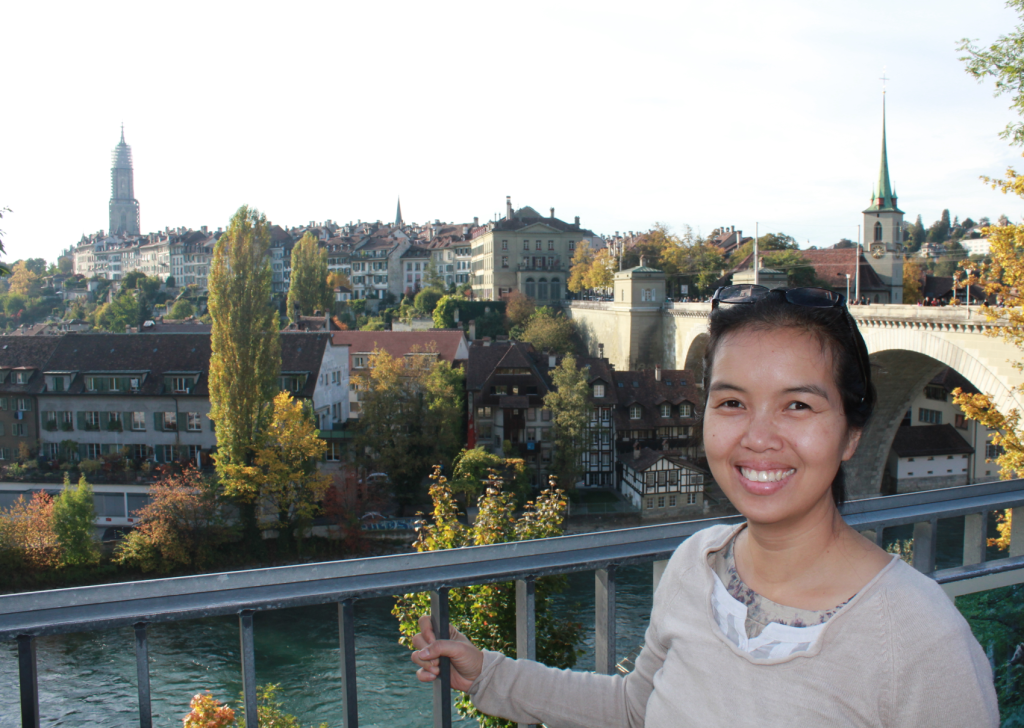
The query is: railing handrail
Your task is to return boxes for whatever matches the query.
[2,479,1023,640]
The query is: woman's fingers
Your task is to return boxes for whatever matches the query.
[417,614,436,643]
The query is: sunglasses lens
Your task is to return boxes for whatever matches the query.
[717,285,769,304]
[785,288,842,307]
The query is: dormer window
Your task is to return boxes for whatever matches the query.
[170,377,190,393]
[660,404,671,418]
[130,378,141,393]
[630,405,642,420]
[14,371,29,384]
[594,383,605,398]
[680,403,693,417]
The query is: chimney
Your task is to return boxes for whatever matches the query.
[506,196,513,220]
[201,225,208,234]
[469,319,476,340]
[473,216,479,227]
[550,207,555,218]
[574,216,580,226]
[633,440,641,461]
[548,354,557,368]
[655,365,662,381]
[598,343,604,359]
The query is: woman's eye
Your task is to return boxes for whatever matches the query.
[787,401,811,411]
[718,399,743,409]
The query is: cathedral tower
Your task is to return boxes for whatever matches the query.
[109,125,140,236]
[862,96,904,303]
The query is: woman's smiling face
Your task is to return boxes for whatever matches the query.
[702,325,861,526]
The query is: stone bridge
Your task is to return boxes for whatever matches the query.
[569,302,1024,499]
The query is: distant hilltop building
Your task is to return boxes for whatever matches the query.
[109,125,140,237]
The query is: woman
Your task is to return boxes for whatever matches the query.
[411,285,999,727]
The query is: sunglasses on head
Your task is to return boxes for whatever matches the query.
[710,285,870,402]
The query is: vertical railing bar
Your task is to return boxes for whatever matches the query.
[963,512,987,566]
[1010,507,1023,558]
[912,519,937,573]
[239,610,258,728]
[515,578,537,728]
[874,525,885,548]
[431,588,452,728]
[595,565,617,675]
[17,634,39,728]
[133,622,152,728]
[338,599,359,728]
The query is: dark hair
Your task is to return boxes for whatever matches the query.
[700,293,876,507]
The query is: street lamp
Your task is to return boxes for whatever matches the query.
[837,272,851,302]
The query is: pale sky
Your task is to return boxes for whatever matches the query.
[3,0,1023,265]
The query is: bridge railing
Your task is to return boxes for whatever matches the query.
[3,479,1023,728]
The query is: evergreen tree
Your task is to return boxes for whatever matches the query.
[910,215,926,248]
[421,257,445,291]
[286,232,331,321]
[207,206,281,532]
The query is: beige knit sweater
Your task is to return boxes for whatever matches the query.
[469,524,999,727]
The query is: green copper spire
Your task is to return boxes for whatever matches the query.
[864,95,903,214]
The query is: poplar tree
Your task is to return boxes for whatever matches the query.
[544,354,590,488]
[286,232,331,321]
[207,206,280,511]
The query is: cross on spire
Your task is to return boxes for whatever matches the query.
[880,67,889,94]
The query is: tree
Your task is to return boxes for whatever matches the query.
[8,261,40,297]
[169,299,195,319]
[97,289,148,332]
[731,232,797,263]
[208,206,281,535]
[521,308,575,356]
[450,447,531,503]
[432,295,459,329]
[960,4,1024,147]
[927,210,951,243]
[327,271,350,291]
[393,467,582,728]
[286,232,331,322]
[414,288,442,314]
[0,206,10,276]
[567,240,595,293]
[52,473,100,567]
[910,215,927,249]
[421,257,445,291]
[220,392,331,553]
[355,349,465,508]
[504,290,535,330]
[903,260,925,304]
[585,248,616,290]
[0,490,60,572]
[761,249,819,288]
[544,354,590,489]
[115,466,234,573]
[121,271,160,299]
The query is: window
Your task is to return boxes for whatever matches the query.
[523,240,529,251]
[660,403,671,418]
[541,409,552,421]
[163,412,177,431]
[85,411,100,430]
[326,441,343,462]
[646,498,654,509]
[12,423,27,437]
[187,413,202,431]
[51,377,65,393]
[353,356,367,369]
[680,403,693,418]
[687,492,697,505]
[548,240,554,250]
[569,241,575,250]
[502,256,508,268]
[84,443,101,460]
[129,377,140,392]
[502,240,508,250]
[924,385,946,401]
[630,405,642,420]
[918,408,942,425]
[188,445,202,462]
[594,384,605,398]
[669,495,677,507]
[954,414,968,430]
[476,406,493,419]
[657,496,666,508]
[535,240,542,250]
[170,377,190,393]
[14,371,29,384]
[527,408,537,421]
[874,221,883,242]
[987,443,1005,459]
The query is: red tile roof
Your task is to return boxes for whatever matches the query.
[332,330,468,365]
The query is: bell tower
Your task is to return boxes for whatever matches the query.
[862,89,904,303]
[109,124,141,236]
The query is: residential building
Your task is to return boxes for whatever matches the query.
[611,365,701,463]
[400,245,433,295]
[333,330,469,420]
[887,425,974,492]
[469,198,594,301]
[0,337,62,461]
[581,357,616,487]
[619,446,708,518]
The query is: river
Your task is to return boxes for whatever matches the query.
[0,515,995,727]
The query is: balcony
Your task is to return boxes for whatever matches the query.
[516,262,565,273]
[2,479,1023,727]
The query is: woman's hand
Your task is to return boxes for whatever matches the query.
[410,614,484,693]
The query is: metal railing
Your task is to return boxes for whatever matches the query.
[3,479,1024,728]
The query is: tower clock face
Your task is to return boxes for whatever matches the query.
[870,243,886,259]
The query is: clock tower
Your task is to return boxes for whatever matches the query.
[861,96,904,303]
[109,125,141,237]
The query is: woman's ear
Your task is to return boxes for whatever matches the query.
[842,427,862,462]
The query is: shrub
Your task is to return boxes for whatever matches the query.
[394,468,581,728]
[5,462,29,479]
[183,692,235,728]
[79,459,101,475]
[0,491,61,572]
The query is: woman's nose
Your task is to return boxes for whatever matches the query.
[740,409,783,452]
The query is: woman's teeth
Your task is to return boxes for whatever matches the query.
[740,467,795,483]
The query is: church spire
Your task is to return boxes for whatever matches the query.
[864,93,902,214]
[395,196,404,227]
[120,122,125,144]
